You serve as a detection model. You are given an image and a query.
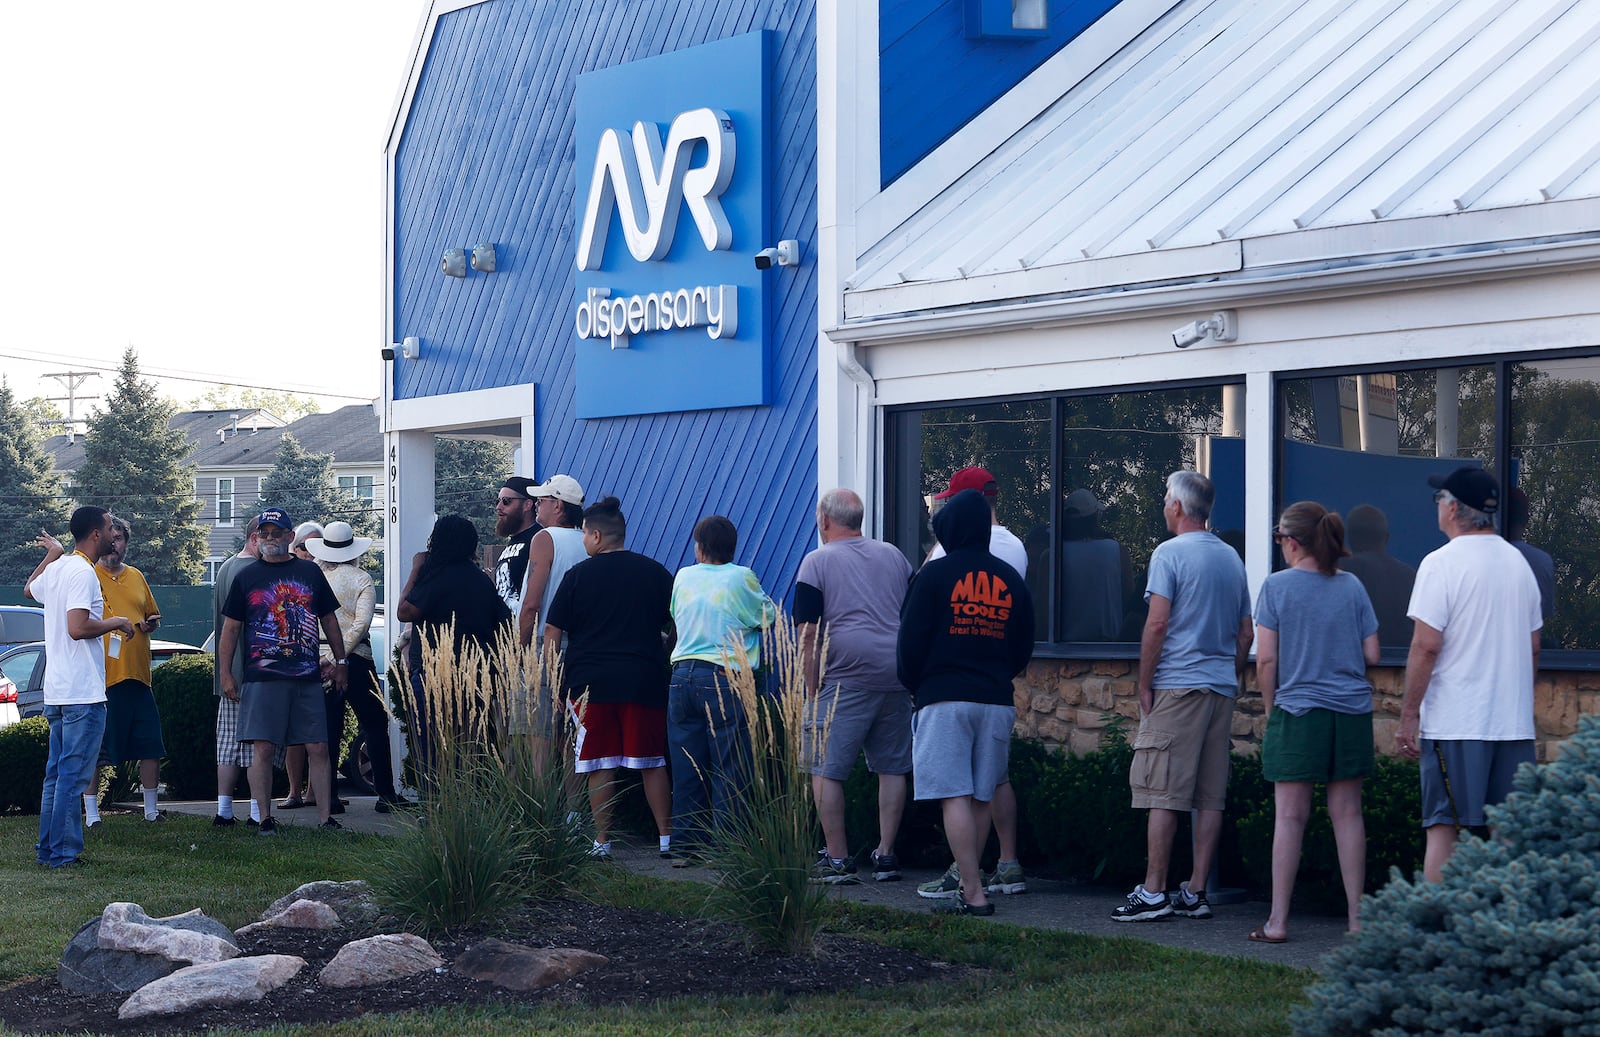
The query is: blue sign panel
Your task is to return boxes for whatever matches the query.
[574,31,772,418]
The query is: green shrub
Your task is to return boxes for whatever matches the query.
[0,717,49,813]
[151,653,217,800]
[1297,713,1600,1035]
[1012,720,1150,882]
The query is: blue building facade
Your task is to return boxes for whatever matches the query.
[383,0,820,602]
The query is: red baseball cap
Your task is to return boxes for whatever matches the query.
[934,466,998,500]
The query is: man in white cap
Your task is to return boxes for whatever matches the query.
[517,474,587,751]
[1396,466,1541,882]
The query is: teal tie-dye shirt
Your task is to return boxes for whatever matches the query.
[670,563,774,669]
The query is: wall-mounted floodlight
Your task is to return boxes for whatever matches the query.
[471,242,497,272]
[442,248,467,277]
[1172,311,1238,349]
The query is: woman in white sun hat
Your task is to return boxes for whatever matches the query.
[305,521,401,812]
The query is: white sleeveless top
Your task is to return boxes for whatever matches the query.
[538,526,589,639]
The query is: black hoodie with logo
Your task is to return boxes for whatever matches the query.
[897,489,1035,709]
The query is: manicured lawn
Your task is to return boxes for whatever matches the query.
[0,816,1311,1036]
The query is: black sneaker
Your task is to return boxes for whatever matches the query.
[143,812,168,823]
[811,856,860,885]
[1170,882,1213,919]
[1111,885,1173,922]
[212,814,237,827]
[317,818,345,832]
[374,798,393,814]
[257,817,278,836]
[245,817,260,828]
[870,850,901,882]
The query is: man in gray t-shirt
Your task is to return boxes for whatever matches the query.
[795,489,913,884]
[1114,471,1252,923]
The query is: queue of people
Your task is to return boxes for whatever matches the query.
[23,462,1542,938]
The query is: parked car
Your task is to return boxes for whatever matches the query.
[0,605,45,653]
[0,639,205,722]
[0,669,19,730]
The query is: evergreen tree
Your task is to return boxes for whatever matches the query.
[435,437,514,545]
[256,432,379,537]
[0,378,73,583]
[71,350,208,584]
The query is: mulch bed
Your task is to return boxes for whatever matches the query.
[0,898,954,1036]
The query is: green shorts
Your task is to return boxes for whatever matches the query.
[1261,707,1373,783]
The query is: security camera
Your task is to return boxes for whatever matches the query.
[754,239,802,270]
[381,346,396,362]
[1171,310,1238,348]
[1172,320,1207,349]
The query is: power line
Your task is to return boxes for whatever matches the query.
[0,350,373,402]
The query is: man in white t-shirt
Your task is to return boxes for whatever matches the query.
[1396,466,1542,882]
[919,466,1031,898]
[24,506,134,869]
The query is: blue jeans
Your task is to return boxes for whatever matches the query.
[667,662,751,849]
[38,703,107,867]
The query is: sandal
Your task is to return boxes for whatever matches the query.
[931,895,995,917]
[1248,926,1288,944]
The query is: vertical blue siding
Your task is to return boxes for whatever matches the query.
[879,0,1121,185]
[392,0,819,605]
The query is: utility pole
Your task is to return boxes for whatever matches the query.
[43,370,101,444]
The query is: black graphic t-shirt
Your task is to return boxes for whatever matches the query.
[494,524,538,614]
[222,558,339,682]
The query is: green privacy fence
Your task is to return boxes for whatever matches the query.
[1,584,216,649]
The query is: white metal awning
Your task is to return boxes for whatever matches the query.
[846,0,1600,320]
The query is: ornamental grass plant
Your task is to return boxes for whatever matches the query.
[702,615,831,954]
[371,623,588,932]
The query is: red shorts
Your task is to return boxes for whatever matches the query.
[570,701,667,774]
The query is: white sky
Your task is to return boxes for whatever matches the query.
[0,1,429,418]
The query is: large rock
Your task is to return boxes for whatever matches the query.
[118,955,305,1020]
[263,880,379,923]
[318,933,443,988]
[98,903,240,966]
[59,909,237,995]
[60,902,240,992]
[235,899,341,938]
[455,938,608,991]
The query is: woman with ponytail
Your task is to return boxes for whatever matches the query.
[1249,501,1380,943]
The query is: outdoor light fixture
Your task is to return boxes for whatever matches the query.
[471,242,497,272]
[1171,311,1238,349]
[442,247,467,277]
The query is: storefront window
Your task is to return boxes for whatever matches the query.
[888,381,1244,647]
[1511,358,1600,650]
[1278,364,1496,650]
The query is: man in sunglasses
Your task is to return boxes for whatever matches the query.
[493,477,541,614]
[1396,467,1541,882]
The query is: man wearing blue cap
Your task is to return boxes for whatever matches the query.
[1396,467,1542,882]
[218,508,349,834]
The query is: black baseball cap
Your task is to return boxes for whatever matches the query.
[501,477,536,499]
[1428,467,1498,514]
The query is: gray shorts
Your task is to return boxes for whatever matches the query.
[803,685,912,780]
[237,680,329,748]
[506,674,559,737]
[911,701,1014,802]
[1419,738,1535,829]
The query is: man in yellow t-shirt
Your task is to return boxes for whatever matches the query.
[94,516,167,823]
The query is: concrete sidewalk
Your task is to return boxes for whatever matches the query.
[153,796,1348,972]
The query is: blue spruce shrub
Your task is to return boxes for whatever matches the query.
[1294,713,1600,1036]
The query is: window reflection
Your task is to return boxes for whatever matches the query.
[1279,365,1496,648]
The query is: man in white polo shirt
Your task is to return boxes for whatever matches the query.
[25,506,134,869]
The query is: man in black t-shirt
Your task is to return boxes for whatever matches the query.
[219,508,348,834]
[543,496,674,860]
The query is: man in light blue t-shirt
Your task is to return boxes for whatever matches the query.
[1113,471,1252,923]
